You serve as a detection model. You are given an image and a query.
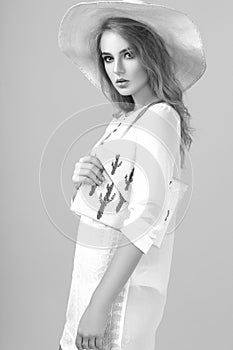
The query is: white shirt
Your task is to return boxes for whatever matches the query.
[78,102,188,291]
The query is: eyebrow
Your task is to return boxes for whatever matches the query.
[101,47,131,56]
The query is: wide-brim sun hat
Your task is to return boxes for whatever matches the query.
[58,0,207,93]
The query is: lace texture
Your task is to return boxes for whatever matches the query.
[60,218,131,350]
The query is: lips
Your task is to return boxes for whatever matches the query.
[116,79,129,83]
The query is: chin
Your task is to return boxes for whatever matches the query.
[115,87,133,94]
[118,91,131,96]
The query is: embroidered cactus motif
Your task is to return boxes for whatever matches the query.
[124,167,135,191]
[111,154,122,175]
[97,182,116,219]
[164,209,170,222]
[116,192,127,213]
[89,183,97,196]
[89,168,104,196]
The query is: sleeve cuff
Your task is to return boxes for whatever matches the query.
[123,233,154,254]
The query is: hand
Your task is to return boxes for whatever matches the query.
[75,301,111,350]
[72,154,105,189]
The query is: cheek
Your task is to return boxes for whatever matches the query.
[104,64,110,74]
[132,67,148,86]
[129,61,146,79]
[105,65,114,80]
[137,65,147,78]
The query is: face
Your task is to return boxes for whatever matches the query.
[100,30,150,99]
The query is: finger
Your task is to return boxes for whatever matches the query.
[88,336,98,350]
[75,333,83,350]
[77,165,105,183]
[73,169,104,186]
[74,181,82,190]
[79,155,104,171]
[97,167,105,180]
[74,163,104,180]
[72,173,103,187]
[95,335,103,349]
[82,335,89,349]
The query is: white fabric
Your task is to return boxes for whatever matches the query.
[59,103,188,350]
[118,103,182,253]
[69,102,185,245]
[89,102,186,254]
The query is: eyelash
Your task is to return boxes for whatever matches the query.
[103,52,134,63]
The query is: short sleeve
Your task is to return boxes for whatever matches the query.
[120,103,182,254]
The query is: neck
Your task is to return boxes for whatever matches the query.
[125,98,162,118]
[134,97,161,110]
[131,83,161,109]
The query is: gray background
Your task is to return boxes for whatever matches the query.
[1,0,233,349]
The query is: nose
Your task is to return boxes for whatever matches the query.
[113,57,125,75]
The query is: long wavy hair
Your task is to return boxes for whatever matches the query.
[89,16,195,168]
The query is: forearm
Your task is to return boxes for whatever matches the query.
[90,233,143,308]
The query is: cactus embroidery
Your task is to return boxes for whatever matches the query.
[111,154,122,175]
[97,182,116,219]
[116,192,127,213]
[89,183,98,196]
[164,209,170,222]
[124,167,135,191]
[89,168,104,196]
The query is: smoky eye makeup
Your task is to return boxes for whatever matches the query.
[101,50,135,62]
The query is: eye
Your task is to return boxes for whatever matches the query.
[125,51,134,59]
[103,51,134,63]
[103,56,112,63]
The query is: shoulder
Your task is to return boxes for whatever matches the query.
[136,102,180,129]
[131,103,181,143]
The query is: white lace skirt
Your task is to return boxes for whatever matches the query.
[59,215,170,350]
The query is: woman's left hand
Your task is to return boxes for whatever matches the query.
[75,300,111,350]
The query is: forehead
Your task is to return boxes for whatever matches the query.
[100,31,130,53]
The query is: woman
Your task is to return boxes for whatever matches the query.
[57,1,206,349]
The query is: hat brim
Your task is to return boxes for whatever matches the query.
[58,0,207,92]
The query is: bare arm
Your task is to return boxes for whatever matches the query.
[89,233,144,309]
